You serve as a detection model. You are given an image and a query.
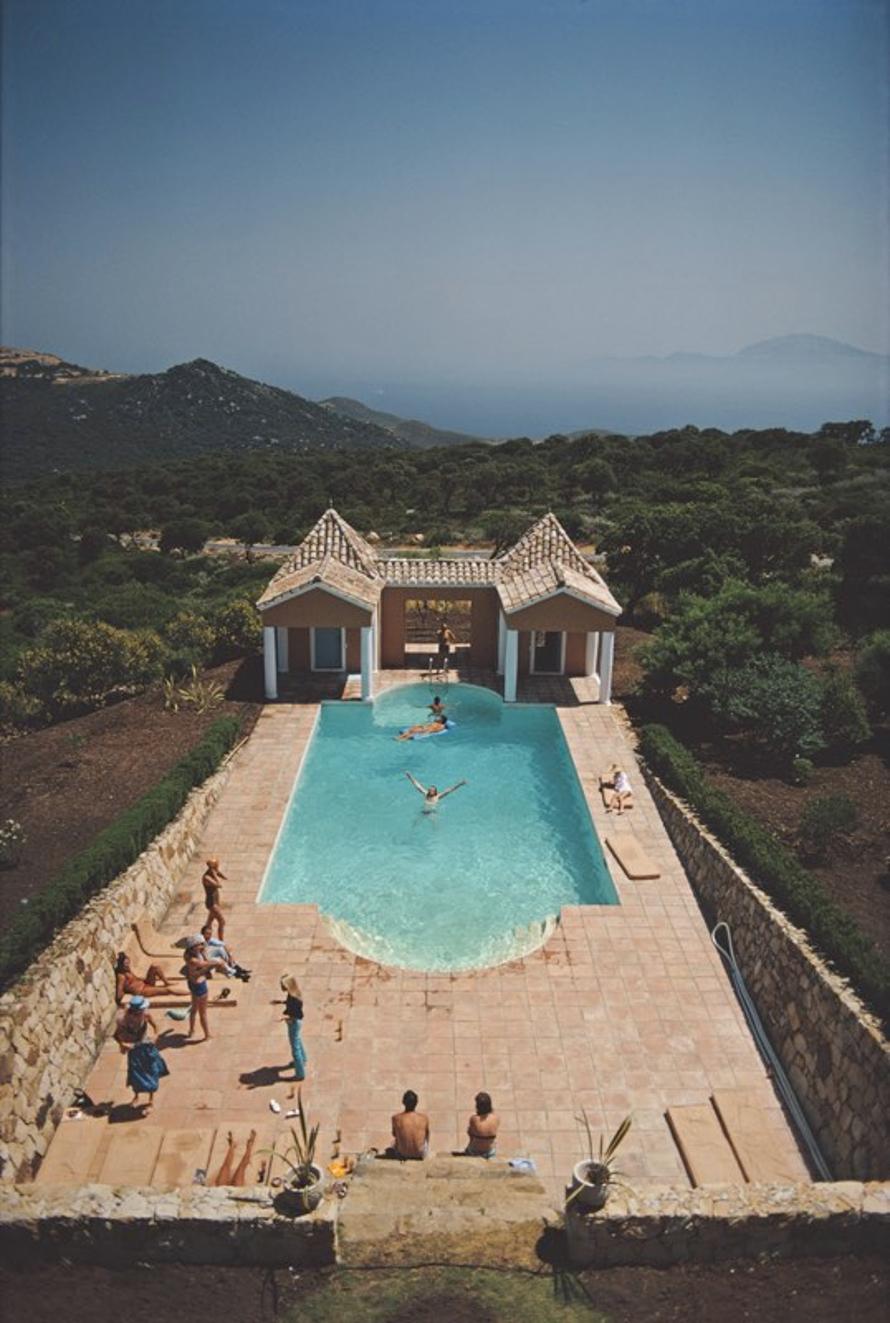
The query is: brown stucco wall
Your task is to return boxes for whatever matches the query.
[379,587,499,668]
[261,588,373,629]
[288,627,310,672]
[506,594,615,634]
[346,628,360,671]
[565,631,587,676]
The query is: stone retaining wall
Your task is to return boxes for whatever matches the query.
[0,760,234,1183]
[0,1178,887,1269]
[643,771,890,1180]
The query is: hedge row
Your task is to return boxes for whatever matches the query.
[0,715,242,993]
[639,723,890,1023]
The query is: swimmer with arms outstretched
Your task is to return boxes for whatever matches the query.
[405,771,467,812]
[395,714,448,741]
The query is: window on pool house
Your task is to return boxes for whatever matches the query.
[311,627,344,671]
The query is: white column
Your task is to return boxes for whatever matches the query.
[497,611,507,675]
[360,625,374,701]
[263,625,278,701]
[585,631,599,678]
[276,626,289,673]
[504,628,519,703]
[598,631,615,705]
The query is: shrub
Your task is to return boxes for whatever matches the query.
[714,653,825,765]
[211,598,262,660]
[164,612,216,662]
[855,630,890,719]
[799,794,858,861]
[0,715,242,991]
[819,667,871,759]
[639,724,889,1021]
[16,618,165,720]
[0,681,40,729]
[791,757,815,786]
[0,819,26,868]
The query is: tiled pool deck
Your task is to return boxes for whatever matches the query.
[78,669,810,1196]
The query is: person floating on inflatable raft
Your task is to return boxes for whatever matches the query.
[394,714,454,741]
[405,771,467,813]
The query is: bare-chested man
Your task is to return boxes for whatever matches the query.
[389,1089,429,1159]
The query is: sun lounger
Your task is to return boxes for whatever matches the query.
[97,1125,164,1185]
[151,1128,216,1188]
[35,1115,108,1186]
[711,1089,810,1183]
[131,919,186,962]
[605,834,660,880]
[666,1104,745,1186]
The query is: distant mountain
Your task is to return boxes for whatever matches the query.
[0,350,407,481]
[319,395,495,448]
[735,334,887,363]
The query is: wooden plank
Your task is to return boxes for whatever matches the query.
[207,1124,276,1187]
[35,1117,108,1186]
[150,1128,216,1188]
[97,1125,164,1185]
[711,1089,810,1183]
[666,1104,745,1187]
[605,834,660,880]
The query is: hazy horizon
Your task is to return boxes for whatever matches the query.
[2,0,888,435]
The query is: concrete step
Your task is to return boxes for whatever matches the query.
[337,1153,556,1268]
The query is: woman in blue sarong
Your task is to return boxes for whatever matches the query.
[280,973,307,1081]
[113,995,170,1109]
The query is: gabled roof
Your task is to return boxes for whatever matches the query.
[496,513,621,616]
[258,509,381,610]
[257,508,620,617]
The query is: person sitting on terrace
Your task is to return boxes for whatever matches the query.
[199,923,251,982]
[404,771,467,812]
[601,764,634,815]
[394,714,449,741]
[114,951,185,1005]
[461,1091,499,1158]
[387,1089,430,1160]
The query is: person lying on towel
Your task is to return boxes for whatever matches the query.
[601,763,634,815]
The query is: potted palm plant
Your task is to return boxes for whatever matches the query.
[567,1112,632,1211]
[268,1090,325,1215]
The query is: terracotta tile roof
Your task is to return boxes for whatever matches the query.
[378,558,498,587]
[258,509,381,610]
[496,514,621,615]
[258,508,620,617]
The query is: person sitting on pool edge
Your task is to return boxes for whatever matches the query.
[387,1089,429,1160]
[405,771,467,812]
[428,695,446,718]
[395,714,449,741]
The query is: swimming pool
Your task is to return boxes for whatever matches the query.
[260,682,617,970]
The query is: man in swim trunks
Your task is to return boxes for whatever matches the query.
[436,620,455,663]
[405,771,467,811]
[395,714,449,741]
[428,696,446,718]
[389,1089,429,1159]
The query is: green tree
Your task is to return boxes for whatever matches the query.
[819,667,871,759]
[855,630,890,718]
[837,512,890,635]
[18,618,165,719]
[230,511,272,561]
[211,598,262,660]
[159,518,210,556]
[716,654,825,765]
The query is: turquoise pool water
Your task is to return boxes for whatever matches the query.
[260,683,617,970]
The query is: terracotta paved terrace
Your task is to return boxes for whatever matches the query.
[66,669,810,1196]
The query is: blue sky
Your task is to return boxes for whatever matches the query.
[2,0,888,418]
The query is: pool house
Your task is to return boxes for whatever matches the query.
[256,509,621,703]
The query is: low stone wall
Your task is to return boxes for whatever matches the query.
[0,1183,335,1267]
[0,760,234,1183]
[0,1177,887,1269]
[565,1180,890,1267]
[644,771,890,1180]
